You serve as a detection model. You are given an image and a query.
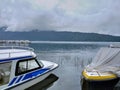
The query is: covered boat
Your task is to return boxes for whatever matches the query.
[82,45,120,89]
[0,40,58,90]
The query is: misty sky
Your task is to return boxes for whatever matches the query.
[0,0,120,35]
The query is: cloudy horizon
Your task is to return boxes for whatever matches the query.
[0,0,120,36]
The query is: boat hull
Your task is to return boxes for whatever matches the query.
[7,71,51,90]
[81,77,119,90]
[26,74,58,90]
[5,60,58,90]
[81,70,119,90]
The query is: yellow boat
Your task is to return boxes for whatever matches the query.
[81,69,119,90]
[82,69,117,81]
[81,46,120,90]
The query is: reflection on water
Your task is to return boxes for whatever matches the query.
[25,74,58,90]
[29,42,120,90]
[81,77,120,90]
[114,81,120,90]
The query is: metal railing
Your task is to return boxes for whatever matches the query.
[0,40,34,58]
[0,40,30,46]
[0,46,34,51]
[0,46,34,58]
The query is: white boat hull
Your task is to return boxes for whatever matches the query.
[10,71,51,90]
[0,42,58,90]
[4,60,58,90]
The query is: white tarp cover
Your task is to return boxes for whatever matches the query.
[86,47,120,76]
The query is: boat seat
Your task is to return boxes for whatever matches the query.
[4,71,10,77]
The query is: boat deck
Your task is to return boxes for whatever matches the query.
[0,46,36,63]
[83,70,117,81]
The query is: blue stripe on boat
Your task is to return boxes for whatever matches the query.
[8,77,17,86]
[15,75,24,84]
[0,56,33,62]
[22,68,50,81]
[9,68,50,86]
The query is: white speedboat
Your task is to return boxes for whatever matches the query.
[82,45,120,89]
[0,41,58,90]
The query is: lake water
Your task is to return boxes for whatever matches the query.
[29,41,120,90]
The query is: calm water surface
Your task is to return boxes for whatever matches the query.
[29,42,120,90]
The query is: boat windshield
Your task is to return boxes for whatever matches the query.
[16,58,42,76]
[0,62,11,85]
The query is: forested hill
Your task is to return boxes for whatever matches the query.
[0,30,120,42]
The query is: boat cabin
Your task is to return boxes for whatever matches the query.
[0,46,43,86]
[0,40,58,90]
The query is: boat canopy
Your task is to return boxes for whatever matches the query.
[86,46,120,76]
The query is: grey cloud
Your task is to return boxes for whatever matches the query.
[0,0,120,36]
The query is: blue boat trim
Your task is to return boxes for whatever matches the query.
[9,68,50,86]
[6,66,58,90]
[8,77,17,86]
[0,56,33,62]
[15,75,24,84]
[22,68,50,81]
